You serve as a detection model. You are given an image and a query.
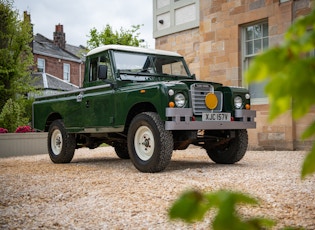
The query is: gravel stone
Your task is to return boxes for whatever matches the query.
[0,147,314,229]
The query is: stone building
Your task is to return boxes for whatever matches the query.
[153,0,314,150]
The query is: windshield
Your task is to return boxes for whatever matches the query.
[113,51,190,80]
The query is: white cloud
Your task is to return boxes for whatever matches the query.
[13,0,155,48]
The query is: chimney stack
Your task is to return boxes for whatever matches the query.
[53,24,66,49]
[23,11,33,52]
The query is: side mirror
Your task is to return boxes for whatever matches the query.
[98,65,108,79]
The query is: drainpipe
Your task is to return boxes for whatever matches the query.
[79,62,82,88]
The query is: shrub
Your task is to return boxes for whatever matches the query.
[0,99,29,132]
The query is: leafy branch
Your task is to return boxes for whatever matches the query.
[246,9,315,179]
[169,190,275,230]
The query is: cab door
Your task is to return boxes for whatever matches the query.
[81,84,115,128]
[79,52,116,129]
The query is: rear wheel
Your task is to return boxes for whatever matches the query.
[204,130,248,164]
[114,144,130,159]
[128,112,173,173]
[48,119,76,163]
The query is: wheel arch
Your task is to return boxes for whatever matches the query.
[124,102,157,132]
[45,113,62,132]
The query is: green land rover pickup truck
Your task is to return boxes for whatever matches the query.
[32,45,256,173]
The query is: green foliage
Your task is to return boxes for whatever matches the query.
[246,9,315,179]
[169,10,314,230]
[0,98,29,132]
[169,190,275,230]
[0,0,35,127]
[87,24,144,49]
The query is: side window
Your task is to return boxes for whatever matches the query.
[99,53,113,80]
[89,52,113,82]
[89,57,98,82]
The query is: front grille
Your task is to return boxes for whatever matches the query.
[190,83,223,115]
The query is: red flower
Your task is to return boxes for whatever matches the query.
[0,128,8,133]
[15,126,34,133]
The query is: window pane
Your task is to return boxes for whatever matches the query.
[246,26,253,40]
[249,80,267,99]
[63,64,70,81]
[243,22,269,102]
[254,39,262,54]
[37,58,45,72]
[114,52,148,71]
[254,25,262,39]
[263,23,268,37]
[246,41,253,55]
[263,38,268,50]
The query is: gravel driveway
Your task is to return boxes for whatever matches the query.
[0,147,314,229]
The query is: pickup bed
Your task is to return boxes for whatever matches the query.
[32,45,256,172]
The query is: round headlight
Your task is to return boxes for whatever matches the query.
[245,93,250,99]
[175,93,186,107]
[234,96,243,109]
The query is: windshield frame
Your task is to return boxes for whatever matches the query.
[111,50,192,81]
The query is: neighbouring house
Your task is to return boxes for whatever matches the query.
[24,12,87,95]
[153,0,314,151]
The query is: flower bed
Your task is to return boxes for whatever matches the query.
[0,132,48,158]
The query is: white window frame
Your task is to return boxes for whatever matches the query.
[37,58,45,73]
[63,63,70,82]
[242,20,269,105]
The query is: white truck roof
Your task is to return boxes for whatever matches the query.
[86,44,182,57]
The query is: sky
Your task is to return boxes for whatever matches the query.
[13,0,155,48]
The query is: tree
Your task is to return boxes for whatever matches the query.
[87,24,144,49]
[0,0,34,124]
[246,8,315,179]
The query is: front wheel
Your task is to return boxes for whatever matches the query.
[127,112,173,173]
[48,119,76,163]
[204,130,248,164]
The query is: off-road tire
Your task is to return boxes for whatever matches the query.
[205,129,248,164]
[48,119,76,163]
[127,112,173,173]
[114,144,130,159]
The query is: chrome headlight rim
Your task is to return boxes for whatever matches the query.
[174,93,186,108]
[234,96,243,109]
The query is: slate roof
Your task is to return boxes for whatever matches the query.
[65,44,88,61]
[33,34,85,63]
[32,33,87,92]
[32,73,78,91]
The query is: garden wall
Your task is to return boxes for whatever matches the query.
[0,133,47,158]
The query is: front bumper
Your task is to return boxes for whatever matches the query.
[165,108,256,130]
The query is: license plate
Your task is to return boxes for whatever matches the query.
[202,113,231,121]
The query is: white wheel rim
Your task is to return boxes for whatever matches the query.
[51,129,62,155]
[134,126,155,161]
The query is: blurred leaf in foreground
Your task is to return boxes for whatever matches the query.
[246,9,315,179]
